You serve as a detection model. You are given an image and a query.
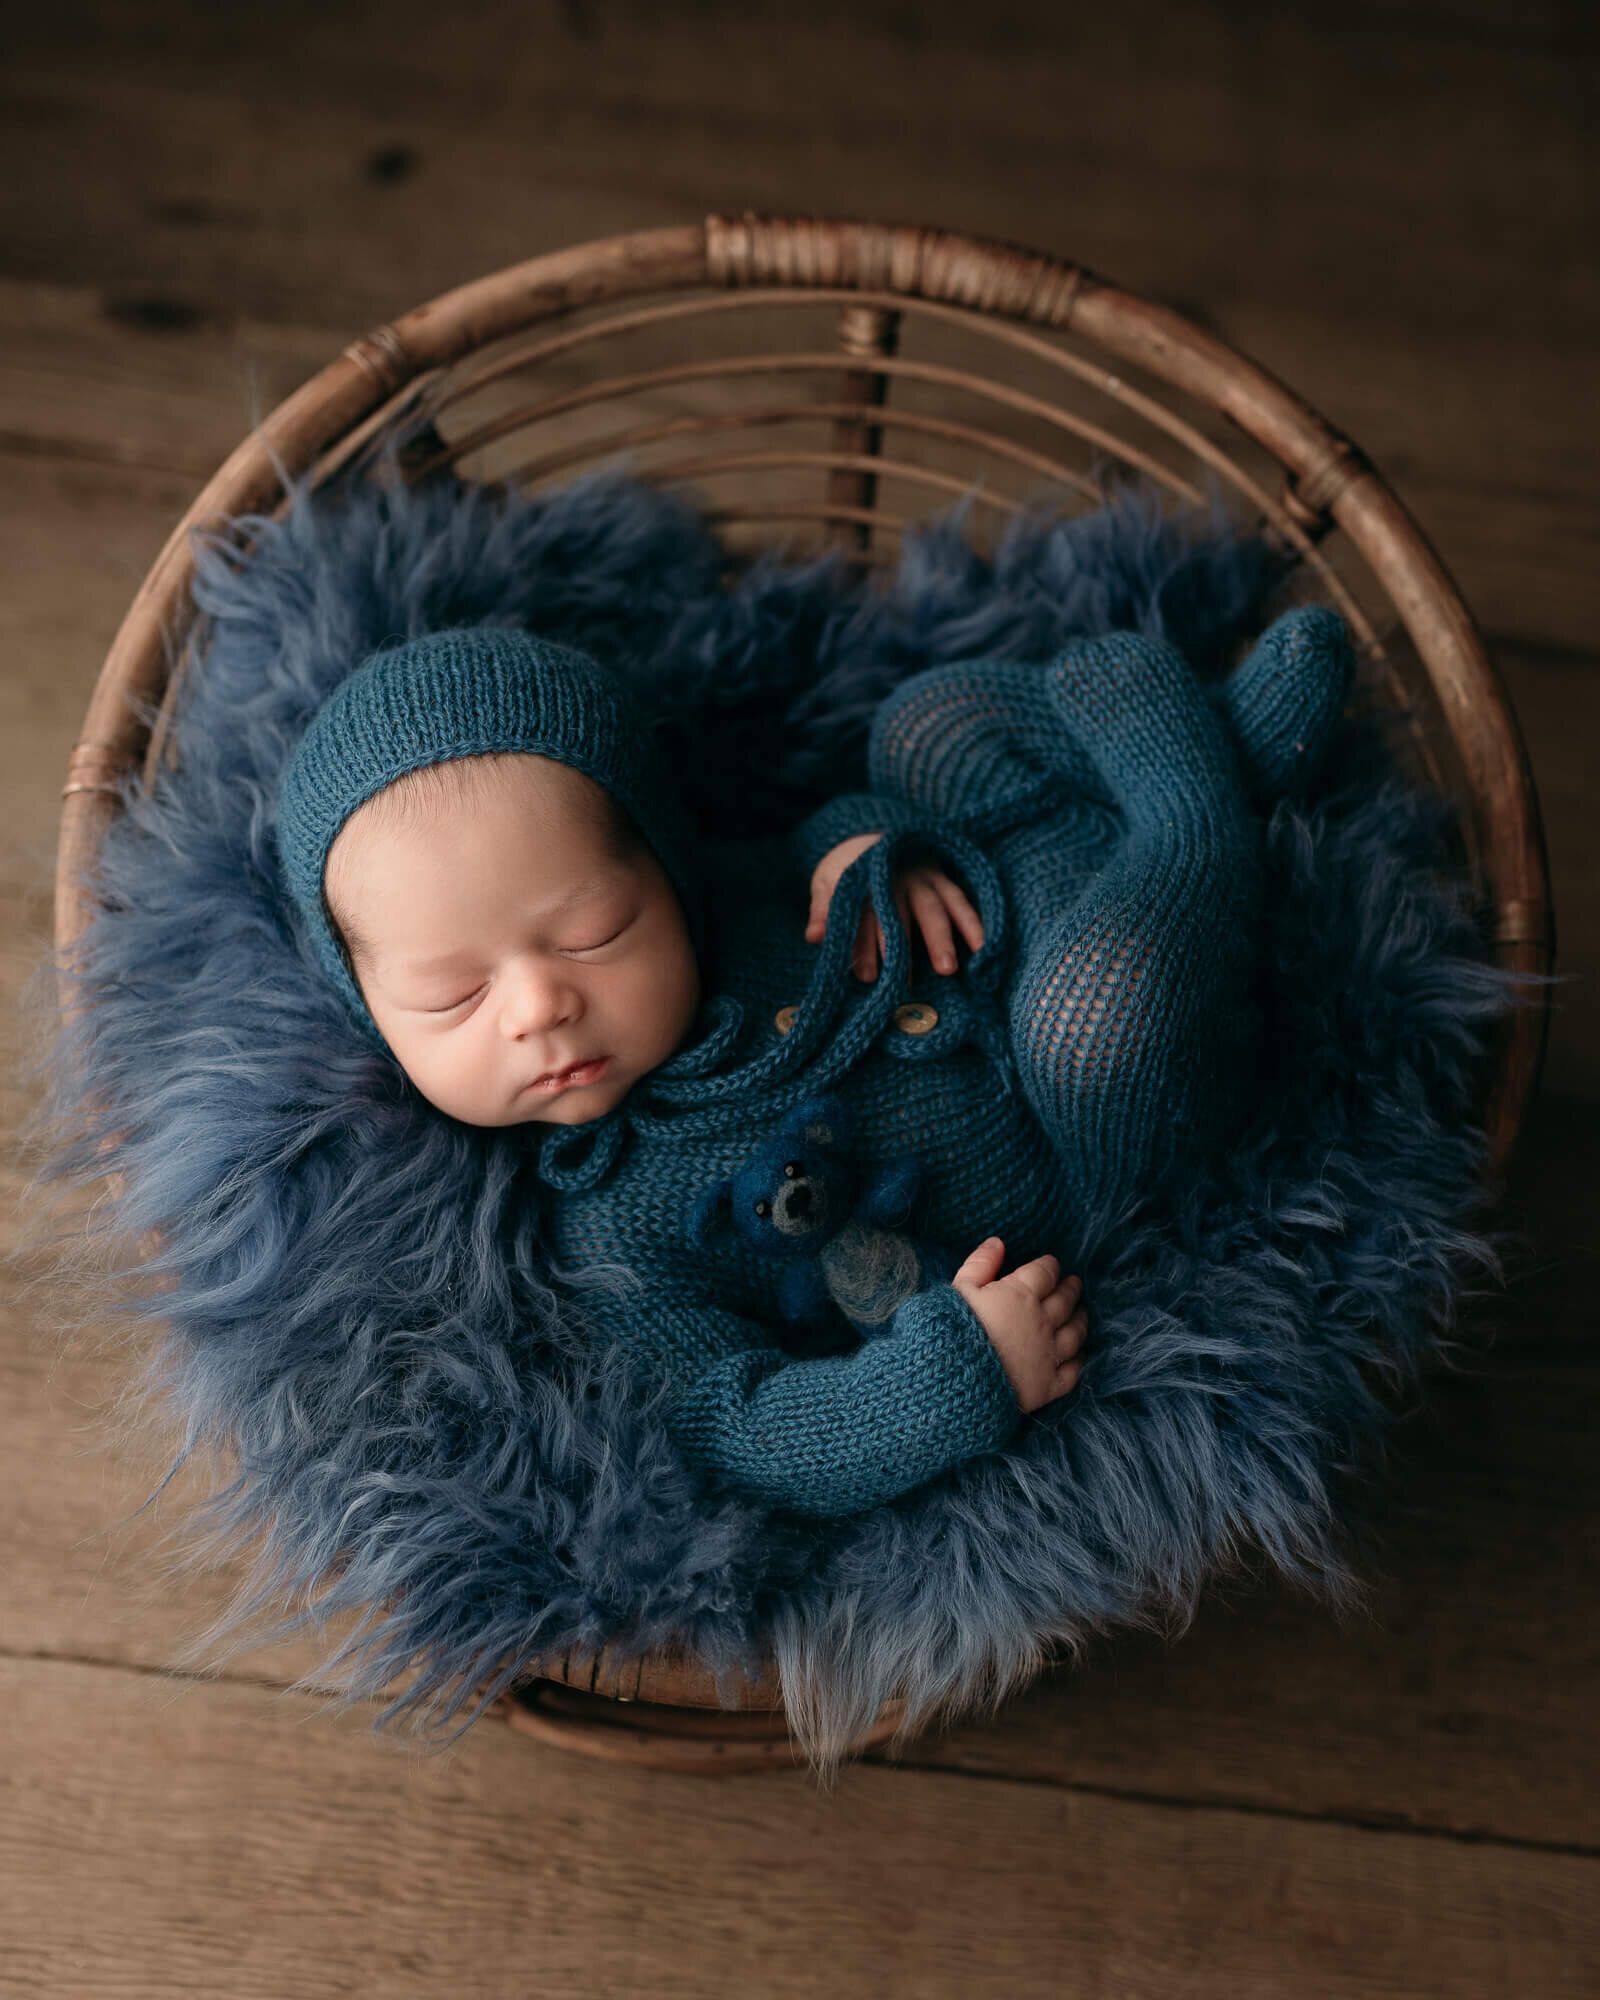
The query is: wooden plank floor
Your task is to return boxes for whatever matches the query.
[5,4,1597,1993]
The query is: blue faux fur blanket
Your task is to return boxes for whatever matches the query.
[35,458,1511,1767]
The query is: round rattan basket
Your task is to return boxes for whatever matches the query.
[57,215,1554,1773]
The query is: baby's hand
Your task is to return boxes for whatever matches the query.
[804,834,985,982]
[953,1238,1087,1414]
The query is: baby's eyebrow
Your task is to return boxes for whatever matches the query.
[393,876,614,976]
[396,947,483,977]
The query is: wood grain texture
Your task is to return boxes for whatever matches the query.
[7,2,1594,348]
[1,1657,1596,2000]
[3,9,1597,656]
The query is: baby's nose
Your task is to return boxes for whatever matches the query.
[499,961,580,1036]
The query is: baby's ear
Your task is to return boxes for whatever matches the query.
[689,1180,733,1250]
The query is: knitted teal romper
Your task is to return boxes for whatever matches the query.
[531,610,1352,1518]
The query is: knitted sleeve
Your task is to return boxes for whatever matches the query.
[609,1282,1021,1518]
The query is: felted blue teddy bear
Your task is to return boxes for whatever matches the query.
[688,1094,959,1341]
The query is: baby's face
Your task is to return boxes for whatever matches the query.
[326,754,701,1127]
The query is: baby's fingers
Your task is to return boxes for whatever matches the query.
[807,872,848,944]
[1050,1355,1084,1402]
[1055,1303,1088,1358]
[1009,1252,1062,1299]
[909,870,986,973]
[954,1236,1007,1290]
[852,906,888,982]
[933,872,986,954]
[907,877,958,973]
[1046,1272,1084,1315]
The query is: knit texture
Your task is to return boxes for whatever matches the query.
[32,455,1515,1769]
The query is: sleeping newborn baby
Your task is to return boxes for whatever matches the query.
[320,742,1085,1421]
[278,611,1351,1518]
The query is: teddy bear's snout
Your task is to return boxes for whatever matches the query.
[774,1170,826,1236]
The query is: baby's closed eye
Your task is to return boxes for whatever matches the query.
[411,918,636,1014]
[415,981,486,1015]
[562,918,633,955]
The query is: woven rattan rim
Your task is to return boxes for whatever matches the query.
[56,214,1555,1738]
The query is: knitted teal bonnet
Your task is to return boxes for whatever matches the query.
[276,628,705,1038]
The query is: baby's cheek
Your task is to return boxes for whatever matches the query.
[640,944,701,1060]
[398,1029,477,1117]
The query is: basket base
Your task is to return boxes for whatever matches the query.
[494,1681,907,1773]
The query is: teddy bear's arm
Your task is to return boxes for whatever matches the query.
[856,1157,920,1227]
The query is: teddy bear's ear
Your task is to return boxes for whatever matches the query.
[689,1180,733,1250]
[787,1092,854,1150]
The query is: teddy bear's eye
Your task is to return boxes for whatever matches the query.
[783,1160,802,1178]
[753,1199,771,1218]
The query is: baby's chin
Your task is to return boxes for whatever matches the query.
[515,1097,616,1128]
